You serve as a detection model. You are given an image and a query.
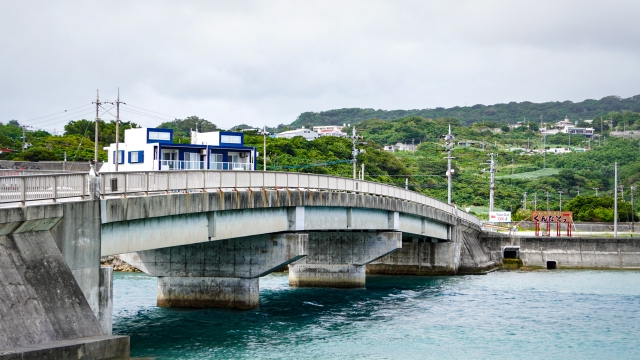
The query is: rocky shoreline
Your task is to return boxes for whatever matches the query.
[100,255,141,272]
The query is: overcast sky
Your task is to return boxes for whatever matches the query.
[2,0,639,132]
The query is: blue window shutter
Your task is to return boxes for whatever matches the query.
[119,150,124,164]
[139,151,144,163]
[128,151,132,163]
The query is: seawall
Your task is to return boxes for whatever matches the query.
[480,233,640,269]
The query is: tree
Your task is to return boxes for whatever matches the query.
[157,116,218,137]
[14,147,58,161]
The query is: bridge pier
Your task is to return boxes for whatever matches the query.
[289,231,401,288]
[120,233,307,309]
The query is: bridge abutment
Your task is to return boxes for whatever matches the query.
[289,231,401,288]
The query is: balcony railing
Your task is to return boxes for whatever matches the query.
[209,162,254,171]
[160,160,205,170]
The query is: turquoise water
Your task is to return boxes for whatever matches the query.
[113,271,640,359]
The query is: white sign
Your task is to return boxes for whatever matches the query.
[489,211,511,223]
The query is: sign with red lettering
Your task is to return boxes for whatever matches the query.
[531,211,573,223]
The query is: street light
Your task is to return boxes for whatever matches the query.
[260,126,270,171]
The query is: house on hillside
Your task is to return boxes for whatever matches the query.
[275,128,318,141]
[101,128,257,172]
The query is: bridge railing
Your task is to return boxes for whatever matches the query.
[98,171,480,227]
[0,173,87,205]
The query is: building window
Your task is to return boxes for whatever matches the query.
[129,151,144,163]
[221,135,241,144]
[149,131,171,141]
[113,150,124,164]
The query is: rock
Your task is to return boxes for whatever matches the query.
[100,255,141,272]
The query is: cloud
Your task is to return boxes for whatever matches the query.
[1,0,639,131]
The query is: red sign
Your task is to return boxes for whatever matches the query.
[532,211,573,223]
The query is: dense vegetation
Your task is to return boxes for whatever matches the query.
[3,96,639,221]
[291,95,640,128]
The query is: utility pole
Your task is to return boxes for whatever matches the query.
[540,115,543,129]
[113,88,125,172]
[614,162,618,238]
[489,153,496,211]
[92,90,103,164]
[593,187,599,197]
[558,191,563,211]
[405,178,408,190]
[546,191,550,211]
[534,193,537,210]
[577,189,580,196]
[21,125,26,152]
[620,185,624,201]
[523,192,527,210]
[351,127,364,180]
[543,135,546,168]
[264,126,267,170]
[632,186,636,234]
[444,125,455,204]
[361,163,365,180]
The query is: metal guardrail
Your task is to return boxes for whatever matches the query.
[0,172,87,205]
[98,171,481,227]
[0,170,480,227]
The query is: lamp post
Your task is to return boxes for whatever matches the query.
[614,162,618,238]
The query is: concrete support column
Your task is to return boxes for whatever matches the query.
[157,277,259,309]
[289,231,401,288]
[119,233,307,309]
[289,264,365,288]
[98,266,113,335]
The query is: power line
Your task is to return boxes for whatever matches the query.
[125,104,177,119]
[20,104,93,123]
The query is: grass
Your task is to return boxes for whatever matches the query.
[495,168,561,180]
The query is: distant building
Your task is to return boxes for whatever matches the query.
[275,128,318,141]
[567,127,594,137]
[312,125,344,132]
[317,128,347,138]
[546,147,572,154]
[383,142,417,152]
[102,127,256,172]
[457,141,478,147]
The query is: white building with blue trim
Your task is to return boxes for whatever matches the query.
[101,128,257,172]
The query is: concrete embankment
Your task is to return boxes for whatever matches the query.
[480,232,640,269]
[0,231,129,359]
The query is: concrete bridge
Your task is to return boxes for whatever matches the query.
[0,169,490,359]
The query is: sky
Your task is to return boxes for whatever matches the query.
[1,0,640,132]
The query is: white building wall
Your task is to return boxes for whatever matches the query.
[192,131,220,146]
[124,128,148,145]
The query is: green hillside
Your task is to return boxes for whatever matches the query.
[290,95,640,128]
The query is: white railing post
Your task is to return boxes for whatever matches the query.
[165,172,169,194]
[123,174,127,197]
[145,172,150,196]
[202,170,206,192]
[52,176,57,202]
[20,177,26,206]
[184,171,188,192]
[82,174,87,199]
